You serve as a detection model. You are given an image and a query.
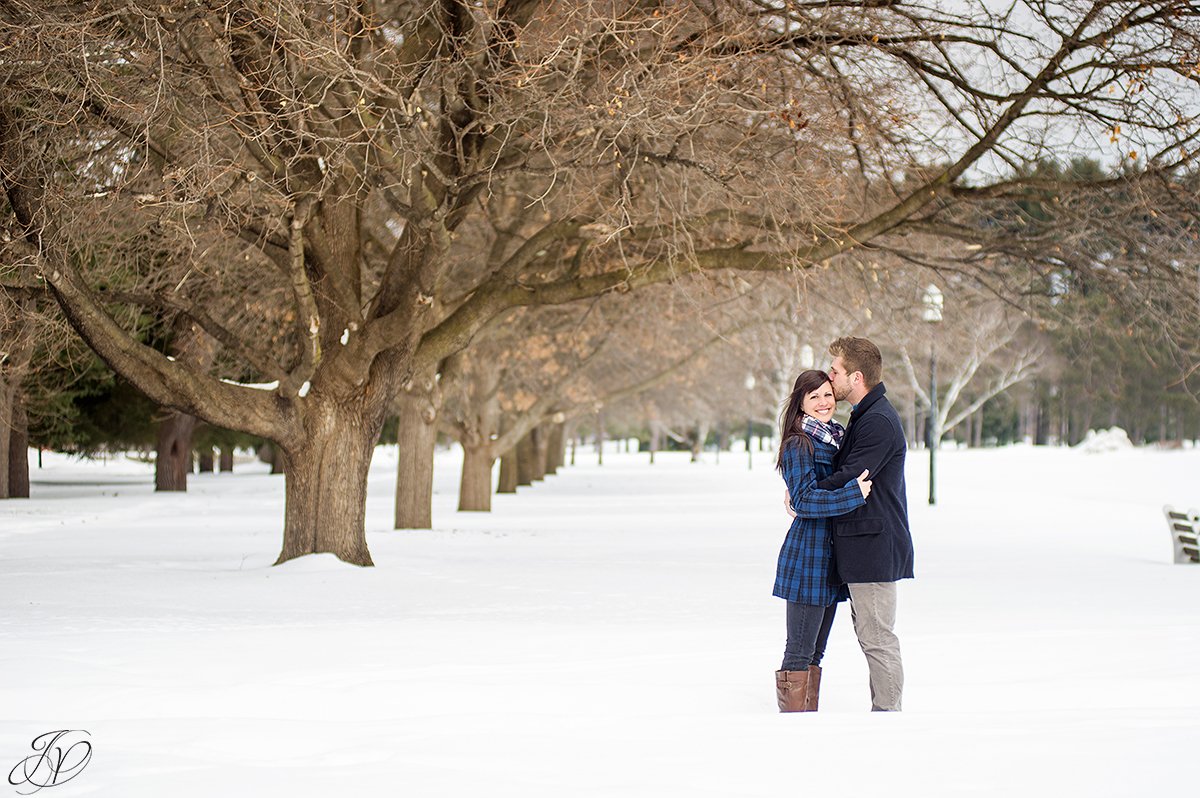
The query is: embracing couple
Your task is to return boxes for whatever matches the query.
[773,337,913,713]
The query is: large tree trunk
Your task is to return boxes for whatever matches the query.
[498,449,518,493]
[459,444,494,511]
[8,391,29,499]
[0,293,32,500]
[394,390,437,529]
[218,447,234,472]
[275,398,377,566]
[516,432,535,486]
[155,411,198,492]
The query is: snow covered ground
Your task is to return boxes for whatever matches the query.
[2,443,1198,797]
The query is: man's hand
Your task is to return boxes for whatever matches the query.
[784,486,797,518]
[856,469,872,499]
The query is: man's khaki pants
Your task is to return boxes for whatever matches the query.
[848,582,903,711]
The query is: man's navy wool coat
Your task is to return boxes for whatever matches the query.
[817,383,915,584]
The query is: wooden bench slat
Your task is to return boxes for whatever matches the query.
[1164,505,1200,565]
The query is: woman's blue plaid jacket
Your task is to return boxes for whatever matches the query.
[773,434,865,606]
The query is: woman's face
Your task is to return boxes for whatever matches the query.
[801,380,836,424]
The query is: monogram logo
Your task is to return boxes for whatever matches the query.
[7,731,93,795]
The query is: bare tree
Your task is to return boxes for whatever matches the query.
[895,294,1045,447]
[442,280,770,509]
[2,2,1197,564]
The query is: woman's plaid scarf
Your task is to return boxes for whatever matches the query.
[800,414,845,449]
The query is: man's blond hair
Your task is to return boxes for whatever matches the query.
[829,337,883,388]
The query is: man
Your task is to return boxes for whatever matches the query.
[818,336,913,712]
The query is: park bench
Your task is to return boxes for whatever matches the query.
[1164,506,1200,564]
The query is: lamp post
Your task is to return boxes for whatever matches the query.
[922,284,944,505]
[745,374,756,470]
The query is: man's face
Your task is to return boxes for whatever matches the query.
[828,356,854,402]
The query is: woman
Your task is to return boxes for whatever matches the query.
[773,369,872,712]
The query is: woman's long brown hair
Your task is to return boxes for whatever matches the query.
[776,369,833,471]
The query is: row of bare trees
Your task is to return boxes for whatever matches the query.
[2,2,1198,564]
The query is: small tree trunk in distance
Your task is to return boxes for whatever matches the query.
[218,447,234,472]
[0,384,12,500]
[596,410,605,466]
[516,432,535,486]
[394,393,437,530]
[5,389,29,499]
[691,421,710,463]
[1035,399,1049,445]
[155,411,198,492]
[496,416,518,493]
[152,319,215,491]
[1025,390,1038,443]
[498,449,518,493]
[530,426,547,481]
[1061,395,1071,446]
[197,448,215,473]
[545,423,564,475]
[559,423,572,469]
[259,442,286,473]
[973,406,984,448]
[458,444,494,511]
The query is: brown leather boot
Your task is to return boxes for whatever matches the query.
[775,669,810,713]
[804,665,822,712]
